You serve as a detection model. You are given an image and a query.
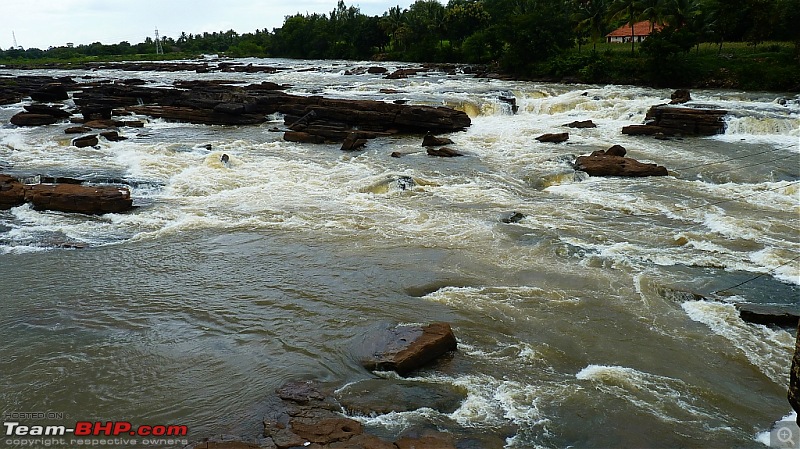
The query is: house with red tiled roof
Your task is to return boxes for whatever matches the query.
[606,21,662,43]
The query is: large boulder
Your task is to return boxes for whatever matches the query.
[23,183,133,214]
[669,89,692,104]
[790,324,800,425]
[575,148,668,177]
[24,104,72,118]
[0,175,26,209]
[427,147,463,157]
[72,135,99,148]
[422,133,454,147]
[361,322,458,375]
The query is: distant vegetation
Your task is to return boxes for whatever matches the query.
[2,0,798,90]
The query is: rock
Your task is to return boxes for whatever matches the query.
[100,131,127,142]
[30,83,70,102]
[395,433,456,449]
[735,303,799,328]
[670,89,692,104]
[367,66,388,74]
[276,381,326,404]
[390,151,402,158]
[113,119,145,128]
[623,105,726,136]
[72,135,99,148]
[427,147,463,157]
[362,322,458,375]
[10,112,58,126]
[385,68,424,79]
[422,133,454,147]
[83,119,117,129]
[574,150,668,177]
[790,324,800,425]
[335,378,466,415]
[501,212,526,224]
[535,132,569,143]
[80,105,113,121]
[499,96,518,114]
[0,175,25,209]
[126,105,266,126]
[65,126,92,134]
[564,120,596,128]
[284,131,325,144]
[379,88,402,94]
[287,409,362,444]
[340,133,368,151]
[605,145,627,157]
[23,183,133,214]
[24,104,71,118]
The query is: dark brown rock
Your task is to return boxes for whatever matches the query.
[340,133,368,151]
[126,105,266,126]
[575,151,668,177]
[385,68,425,79]
[289,411,362,444]
[535,132,569,143]
[623,105,726,136]
[100,131,127,142]
[605,145,627,157]
[284,131,326,144]
[427,147,463,157]
[0,175,25,210]
[24,104,71,118]
[422,133,454,147]
[367,66,388,74]
[670,89,692,104]
[30,83,70,102]
[564,120,596,128]
[395,434,456,449]
[10,112,59,126]
[276,381,326,404]
[790,324,800,425]
[23,183,133,214]
[72,135,99,148]
[390,151,402,158]
[66,126,92,134]
[362,322,458,375]
[83,119,117,129]
[735,303,799,328]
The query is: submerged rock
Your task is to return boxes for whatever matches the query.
[427,147,463,157]
[501,212,526,224]
[336,378,466,415]
[361,322,458,376]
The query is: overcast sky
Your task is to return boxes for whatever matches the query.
[4,0,416,50]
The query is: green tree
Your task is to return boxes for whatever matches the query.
[572,0,609,51]
[607,0,644,54]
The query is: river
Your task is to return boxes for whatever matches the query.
[0,58,798,448]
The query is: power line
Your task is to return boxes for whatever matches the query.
[712,254,800,295]
[674,143,799,171]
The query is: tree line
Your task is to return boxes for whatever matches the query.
[2,0,798,75]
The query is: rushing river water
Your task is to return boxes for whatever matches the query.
[1,58,798,448]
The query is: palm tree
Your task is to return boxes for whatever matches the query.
[639,0,665,31]
[574,0,609,52]
[608,0,644,54]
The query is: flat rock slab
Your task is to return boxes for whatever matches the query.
[735,303,799,328]
[623,104,726,136]
[335,378,467,415]
[536,132,569,143]
[0,174,26,209]
[10,112,59,126]
[361,322,458,376]
[24,183,133,214]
